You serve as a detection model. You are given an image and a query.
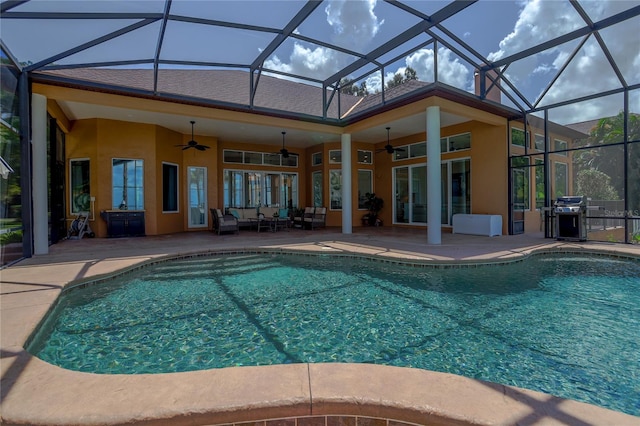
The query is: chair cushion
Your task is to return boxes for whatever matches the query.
[215,209,225,224]
[279,208,289,218]
[229,209,240,219]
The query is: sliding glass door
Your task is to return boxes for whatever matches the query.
[393,158,470,225]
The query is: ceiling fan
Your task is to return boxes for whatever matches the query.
[175,121,210,151]
[377,127,405,154]
[275,131,290,158]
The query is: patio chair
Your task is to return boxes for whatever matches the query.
[294,207,315,229]
[304,207,327,230]
[210,208,239,235]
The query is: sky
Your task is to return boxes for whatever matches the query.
[260,0,639,124]
[1,0,638,124]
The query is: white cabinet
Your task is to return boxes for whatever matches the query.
[452,214,502,237]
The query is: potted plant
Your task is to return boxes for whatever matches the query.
[362,192,384,226]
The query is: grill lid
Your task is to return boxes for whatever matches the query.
[555,196,586,206]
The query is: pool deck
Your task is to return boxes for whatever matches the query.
[2,227,640,426]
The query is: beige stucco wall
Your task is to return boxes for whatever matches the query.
[40,82,550,238]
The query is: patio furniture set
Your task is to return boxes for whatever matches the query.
[210,207,326,235]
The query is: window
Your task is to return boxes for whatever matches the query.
[358,170,373,209]
[394,167,409,223]
[244,152,262,165]
[223,150,243,163]
[554,139,568,155]
[112,159,143,210]
[312,152,322,166]
[409,142,426,158]
[264,153,281,166]
[223,149,298,167]
[187,166,207,228]
[535,159,544,209]
[282,154,298,167]
[223,170,298,208]
[329,150,342,164]
[555,162,568,198]
[329,170,342,209]
[511,128,526,147]
[450,159,471,222]
[312,171,323,207]
[357,150,372,164]
[511,157,530,210]
[264,173,280,207]
[441,133,471,152]
[393,147,409,160]
[281,173,298,208]
[70,159,90,214]
[534,133,545,150]
[162,163,178,212]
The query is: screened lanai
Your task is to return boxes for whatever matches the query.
[1,0,639,264]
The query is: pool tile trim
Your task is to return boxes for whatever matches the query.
[3,231,640,426]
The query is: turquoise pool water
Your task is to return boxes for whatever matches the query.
[29,253,640,416]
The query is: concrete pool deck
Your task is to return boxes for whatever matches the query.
[2,227,639,426]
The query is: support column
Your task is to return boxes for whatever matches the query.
[32,93,48,255]
[341,133,352,234]
[427,106,441,245]
[18,73,33,258]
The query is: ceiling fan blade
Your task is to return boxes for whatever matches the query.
[394,147,406,152]
[182,146,192,150]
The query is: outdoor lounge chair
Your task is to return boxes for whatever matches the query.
[210,208,239,235]
[294,207,314,229]
[303,207,327,230]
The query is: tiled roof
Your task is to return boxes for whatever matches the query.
[565,119,599,136]
[345,79,431,117]
[38,69,361,120]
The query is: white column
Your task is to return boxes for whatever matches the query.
[341,133,352,234]
[32,93,49,255]
[427,106,441,245]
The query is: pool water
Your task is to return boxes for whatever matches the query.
[28,253,640,416]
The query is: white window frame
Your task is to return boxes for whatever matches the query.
[187,166,207,229]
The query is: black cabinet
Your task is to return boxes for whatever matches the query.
[101,210,145,237]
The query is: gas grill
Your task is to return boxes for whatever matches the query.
[554,196,587,241]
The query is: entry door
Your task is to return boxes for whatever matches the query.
[187,167,207,228]
[511,166,527,234]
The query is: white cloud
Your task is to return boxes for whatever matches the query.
[265,0,383,81]
[325,0,383,52]
[364,47,471,93]
[489,0,639,123]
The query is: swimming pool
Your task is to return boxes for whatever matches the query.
[28,252,640,416]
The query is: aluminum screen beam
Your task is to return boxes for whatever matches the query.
[323,0,478,88]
